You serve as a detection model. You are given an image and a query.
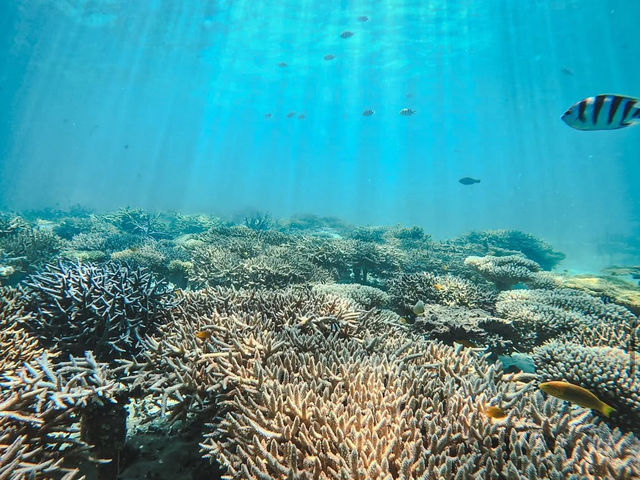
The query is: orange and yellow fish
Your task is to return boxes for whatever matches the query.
[539,381,616,417]
[195,330,213,341]
[454,339,478,349]
[484,406,507,419]
[434,283,444,291]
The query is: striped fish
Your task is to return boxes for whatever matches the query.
[561,94,640,130]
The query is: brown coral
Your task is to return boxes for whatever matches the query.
[0,287,47,373]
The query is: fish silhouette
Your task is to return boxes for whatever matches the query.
[459,177,480,185]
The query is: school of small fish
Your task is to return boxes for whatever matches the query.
[266,17,637,190]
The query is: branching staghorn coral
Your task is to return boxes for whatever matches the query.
[495,288,636,350]
[312,283,390,310]
[104,207,167,238]
[534,339,640,433]
[560,315,639,352]
[114,286,392,424]
[113,282,640,479]
[0,214,28,237]
[557,272,640,315]
[201,328,639,479]
[0,352,120,480]
[388,272,496,313]
[409,303,519,356]
[0,287,48,373]
[464,254,542,290]
[20,261,176,360]
[241,248,333,288]
[0,226,63,274]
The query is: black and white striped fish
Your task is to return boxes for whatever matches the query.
[561,94,640,130]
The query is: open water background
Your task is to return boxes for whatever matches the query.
[1,0,639,270]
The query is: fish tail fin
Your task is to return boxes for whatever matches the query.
[601,403,616,417]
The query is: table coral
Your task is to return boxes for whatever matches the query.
[464,254,542,290]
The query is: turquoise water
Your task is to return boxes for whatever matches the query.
[1,0,639,270]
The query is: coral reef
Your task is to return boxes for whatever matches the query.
[464,254,542,290]
[104,208,167,238]
[495,288,636,350]
[20,261,176,360]
[1,208,639,478]
[0,352,119,480]
[312,283,390,310]
[0,287,47,372]
[534,340,640,433]
[409,303,519,355]
[388,272,496,314]
[454,229,566,270]
[0,225,62,279]
[556,272,640,315]
[197,314,638,479]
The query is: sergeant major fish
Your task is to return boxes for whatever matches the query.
[562,94,640,130]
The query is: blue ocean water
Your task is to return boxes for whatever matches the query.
[0,0,638,271]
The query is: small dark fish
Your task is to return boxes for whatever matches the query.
[298,114,305,119]
[562,94,640,130]
[399,108,415,116]
[459,177,480,185]
[561,67,573,76]
[357,15,369,22]
[340,31,354,38]
[264,113,272,118]
[124,144,129,150]
[287,112,296,118]
[484,406,507,419]
[277,62,287,68]
[362,109,374,117]
[324,54,335,61]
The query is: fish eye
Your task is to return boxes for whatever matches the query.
[564,109,572,115]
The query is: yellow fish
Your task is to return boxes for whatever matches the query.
[434,283,443,291]
[195,330,213,341]
[539,381,616,417]
[484,406,506,419]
